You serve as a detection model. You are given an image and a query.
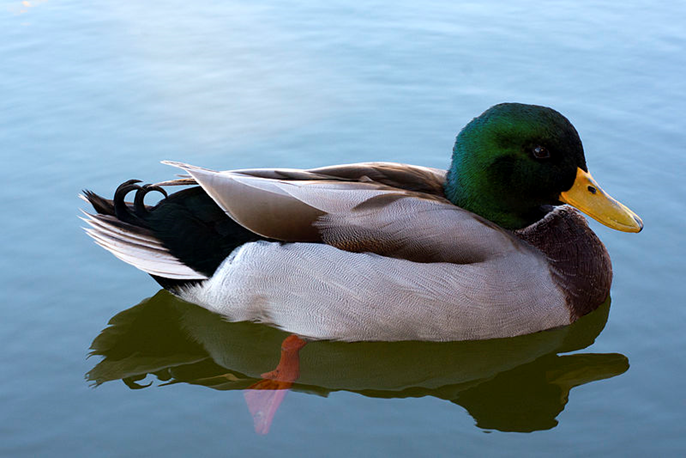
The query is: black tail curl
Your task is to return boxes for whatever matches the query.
[84,179,270,283]
[111,179,168,227]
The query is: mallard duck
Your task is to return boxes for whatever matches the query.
[82,103,642,342]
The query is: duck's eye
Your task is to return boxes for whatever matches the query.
[532,146,550,159]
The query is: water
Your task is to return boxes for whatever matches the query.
[1,1,684,456]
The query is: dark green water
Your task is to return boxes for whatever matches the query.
[1,1,684,456]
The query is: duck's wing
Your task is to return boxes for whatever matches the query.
[163,161,526,264]
[157,162,447,196]
[314,196,526,264]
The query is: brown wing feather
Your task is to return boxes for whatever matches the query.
[307,162,448,196]
[231,162,448,196]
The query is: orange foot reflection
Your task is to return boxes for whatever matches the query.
[244,334,308,434]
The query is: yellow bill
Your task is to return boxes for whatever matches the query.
[559,168,643,233]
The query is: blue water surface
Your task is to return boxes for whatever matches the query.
[1,1,684,456]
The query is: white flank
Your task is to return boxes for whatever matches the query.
[178,241,570,342]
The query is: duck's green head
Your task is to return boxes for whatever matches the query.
[444,103,643,232]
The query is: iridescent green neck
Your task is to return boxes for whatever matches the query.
[443,151,545,230]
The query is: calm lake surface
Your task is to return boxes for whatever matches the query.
[1,1,684,456]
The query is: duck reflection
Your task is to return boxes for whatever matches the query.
[87,291,628,434]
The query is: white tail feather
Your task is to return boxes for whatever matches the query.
[81,211,207,280]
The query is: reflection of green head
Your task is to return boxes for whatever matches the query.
[456,350,628,432]
[444,103,587,229]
